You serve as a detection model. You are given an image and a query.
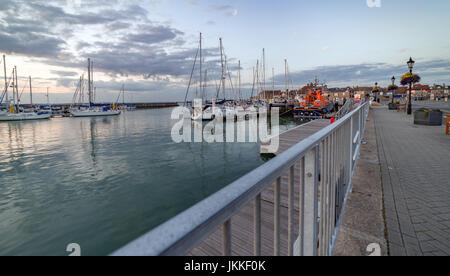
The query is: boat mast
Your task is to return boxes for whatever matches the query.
[250,66,256,100]
[256,60,260,100]
[14,66,17,111]
[220,38,225,101]
[88,58,92,107]
[272,67,275,98]
[46,87,49,105]
[122,84,125,106]
[285,58,288,94]
[29,76,32,106]
[79,76,82,104]
[238,60,241,102]
[199,33,202,101]
[3,55,7,102]
[263,48,266,101]
[204,69,207,102]
[91,61,94,103]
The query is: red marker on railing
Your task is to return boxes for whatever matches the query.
[330,118,336,124]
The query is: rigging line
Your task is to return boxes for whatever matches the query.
[256,60,262,97]
[224,55,235,100]
[250,66,256,99]
[183,44,200,107]
[1,73,13,95]
[18,79,29,103]
[114,85,123,104]
[0,75,13,104]
[200,57,210,101]
[203,68,207,102]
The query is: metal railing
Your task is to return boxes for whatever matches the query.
[112,102,371,256]
[335,99,353,120]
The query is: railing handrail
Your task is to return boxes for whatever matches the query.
[112,102,370,256]
[335,100,353,119]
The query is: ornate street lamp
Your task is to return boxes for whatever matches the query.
[407,57,415,114]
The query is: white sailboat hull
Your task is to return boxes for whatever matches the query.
[191,111,216,121]
[70,110,121,117]
[0,113,51,121]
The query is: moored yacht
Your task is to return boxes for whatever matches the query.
[71,106,121,117]
[0,111,51,121]
[70,58,121,118]
[0,56,51,122]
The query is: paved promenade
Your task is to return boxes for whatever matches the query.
[374,107,450,256]
[334,110,387,256]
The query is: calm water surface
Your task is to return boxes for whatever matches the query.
[0,108,298,256]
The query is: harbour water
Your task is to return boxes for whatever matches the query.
[0,108,300,256]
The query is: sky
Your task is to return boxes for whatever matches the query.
[1,0,450,103]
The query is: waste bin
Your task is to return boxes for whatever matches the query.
[414,109,443,126]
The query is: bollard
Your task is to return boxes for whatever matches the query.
[446,115,449,135]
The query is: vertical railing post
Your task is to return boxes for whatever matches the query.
[288,166,295,256]
[349,113,354,180]
[298,157,305,256]
[319,140,325,256]
[254,194,261,256]
[302,147,319,256]
[274,177,281,256]
[223,220,232,256]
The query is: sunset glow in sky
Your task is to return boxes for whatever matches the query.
[1,0,450,103]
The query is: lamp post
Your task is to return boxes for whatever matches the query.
[374,82,378,102]
[407,57,415,115]
[391,76,396,104]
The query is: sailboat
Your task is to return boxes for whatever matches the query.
[0,56,50,122]
[70,58,121,117]
[185,35,242,121]
[187,33,220,121]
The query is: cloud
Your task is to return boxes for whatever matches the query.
[126,25,184,45]
[0,32,66,58]
[105,22,132,32]
[0,0,230,102]
[0,1,205,79]
[188,0,199,6]
[211,4,238,17]
[274,59,450,87]
[51,70,78,77]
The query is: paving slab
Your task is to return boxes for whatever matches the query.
[373,106,450,256]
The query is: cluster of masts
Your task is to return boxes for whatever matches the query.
[184,33,303,121]
[0,54,124,120]
[71,58,96,107]
[0,54,54,121]
[0,55,51,108]
[68,58,122,117]
[187,34,300,103]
